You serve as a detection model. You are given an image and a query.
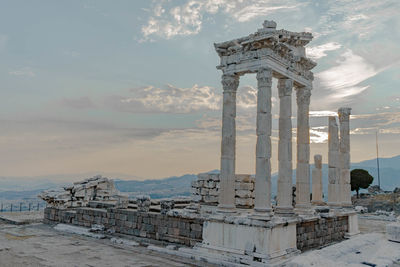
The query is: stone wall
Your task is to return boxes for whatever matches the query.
[191,173,255,208]
[45,207,351,251]
[296,215,348,251]
[44,207,204,246]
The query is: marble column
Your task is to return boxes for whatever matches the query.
[218,74,239,211]
[327,116,341,207]
[275,78,294,216]
[295,87,311,211]
[339,107,352,207]
[254,68,273,215]
[311,154,324,205]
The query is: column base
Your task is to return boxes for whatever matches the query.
[311,200,326,206]
[217,204,236,213]
[294,204,313,215]
[250,207,272,220]
[274,206,295,217]
[249,213,272,221]
[341,202,353,208]
[327,202,342,209]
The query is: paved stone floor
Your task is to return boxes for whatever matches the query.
[0,222,206,267]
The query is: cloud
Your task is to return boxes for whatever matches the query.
[60,96,95,109]
[309,110,337,117]
[306,42,342,60]
[351,112,400,127]
[141,0,302,40]
[229,3,300,22]
[105,84,260,114]
[347,111,400,136]
[317,50,377,99]
[237,85,257,110]
[142,1,204,40]
[310,126,328,144]
[311,49,379,109]
[0,118,167,153]
[9,67,36,77]
[106,84,221,113]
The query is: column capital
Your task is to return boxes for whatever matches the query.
[278,78,293,97]
[296,86,311,106]
[338,107,352,122]
[256,68,272,86]
[221,74,239,92]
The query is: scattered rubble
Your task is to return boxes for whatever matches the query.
[38,175,128,209]
[368,185,384,195]
[355,206,368,214]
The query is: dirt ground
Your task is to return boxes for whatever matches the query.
[358,215,394,234]
[0,222,206,267]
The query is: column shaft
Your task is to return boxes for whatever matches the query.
[276,78,294,215]
[218,74,239,210]
[311,154,324,205]
[327,116,341,206]
[338,107,352,207]
[295,87,311,210]
[254,68,273,213]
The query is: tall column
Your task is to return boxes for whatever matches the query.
[339,107,352,207]
[218,74,239,211]
[275,78,294,216]
[253,68,273,216]
[311,154,324,205]
[327,116,341,207]
[295,87,311,212]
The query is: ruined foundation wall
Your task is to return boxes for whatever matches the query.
[191,173,255,208]
[45,207,351,250]
[296,215,348,251]
[44,207,204,246]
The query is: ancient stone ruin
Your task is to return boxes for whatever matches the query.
[42,20,361,266]
[39,175,128,208]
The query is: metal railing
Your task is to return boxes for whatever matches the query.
[0,202,45,212]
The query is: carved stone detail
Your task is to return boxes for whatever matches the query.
[278,78,293,97]
[256,68,272,86]
[222,74,239,92]
[296,87,311,106]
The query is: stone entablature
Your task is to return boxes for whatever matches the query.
[214,20,316,87]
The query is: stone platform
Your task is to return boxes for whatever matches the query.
[43,204,359,265]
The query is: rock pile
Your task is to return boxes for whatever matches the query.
[39,175,128,208]
[191,173,255,208]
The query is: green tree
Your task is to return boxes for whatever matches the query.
[351,169,374,198]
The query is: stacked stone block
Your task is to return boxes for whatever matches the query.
[136,195,151,213]
[39,175,128,209]
[160,200,175,215]
[296,215,348,251]
[191,173,255,208]
[44,207,203,247]
[44,206,352,250]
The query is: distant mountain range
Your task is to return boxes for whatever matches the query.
[1,156,399,201]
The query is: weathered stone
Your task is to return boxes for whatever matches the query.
[311,154,324,205]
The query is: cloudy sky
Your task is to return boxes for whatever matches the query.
[1,0,400,180]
